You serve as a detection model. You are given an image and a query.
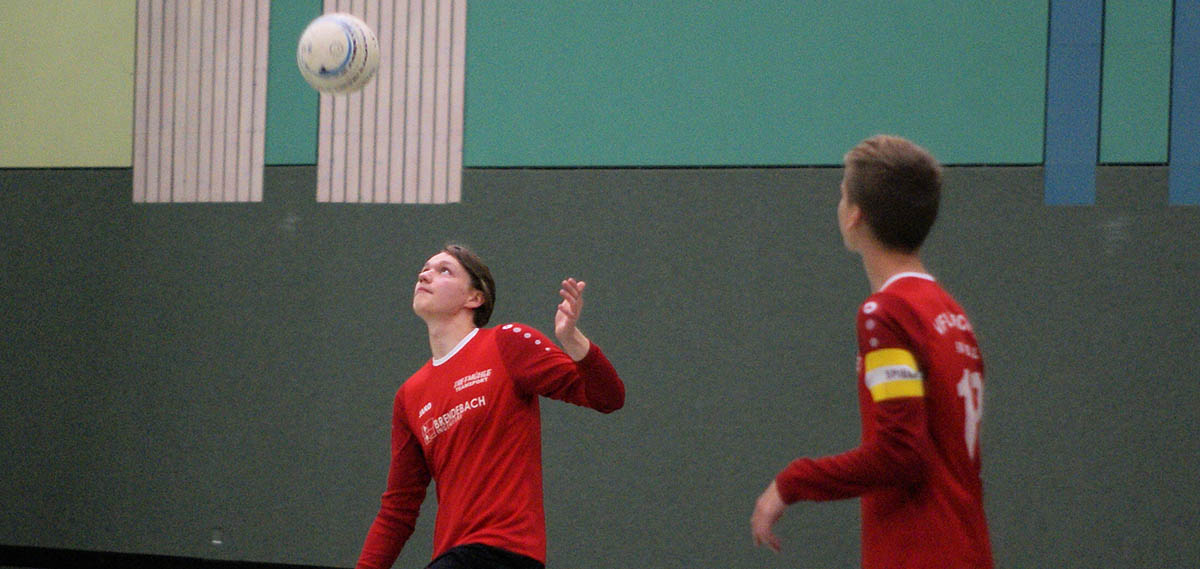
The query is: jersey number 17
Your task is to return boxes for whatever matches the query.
[956,369,983,460]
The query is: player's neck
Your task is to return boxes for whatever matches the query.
[860,245,927,293]
[424,314,478,361]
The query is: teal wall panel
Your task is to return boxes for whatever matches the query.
[463,1,1048,166]
[1100,0,1172,164]
[265,0,322,165]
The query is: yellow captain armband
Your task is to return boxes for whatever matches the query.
[863,348,925,402]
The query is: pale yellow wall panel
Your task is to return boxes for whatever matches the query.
[0,0,135,167]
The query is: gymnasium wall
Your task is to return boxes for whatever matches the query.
[3,165,1197,568]
[2,2,1198,569]
[0,1,1178,168]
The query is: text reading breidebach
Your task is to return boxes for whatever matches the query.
[422,396,487,444]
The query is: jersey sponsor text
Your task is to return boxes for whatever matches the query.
[421,396,486,444]
[454,369,492,392]
[933,311,973,335]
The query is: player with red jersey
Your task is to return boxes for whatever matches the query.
[751,135,993,568]
[356,245,625,569]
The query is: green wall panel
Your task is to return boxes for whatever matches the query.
[0,0,135,168]
[265,0,322,165]
[464,1,1048,166]
[1099,0,1172,164]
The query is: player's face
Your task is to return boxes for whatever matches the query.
[413,252,482,321]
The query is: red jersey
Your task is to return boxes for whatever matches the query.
[775,273,993,568]
[356,324,624,569]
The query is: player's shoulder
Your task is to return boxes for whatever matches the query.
[859,290,908,321]
[492,322,555,350]
[861,274,941,317]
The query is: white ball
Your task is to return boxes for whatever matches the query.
[297,13,380,94]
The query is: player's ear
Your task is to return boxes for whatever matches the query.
[464,289,484,310]
[842,201,863,230]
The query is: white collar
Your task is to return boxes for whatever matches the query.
[432,328,479,366]
[880,271,935,292]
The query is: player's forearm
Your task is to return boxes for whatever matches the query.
[576,342,625,413]
[776,402,928,502]
[355,502,418,569]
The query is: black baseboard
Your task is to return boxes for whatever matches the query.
[0,546,343,569]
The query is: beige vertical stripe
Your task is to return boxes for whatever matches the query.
[402,0,422,204]
[317,0,466,205]
[251,0,270,202]
[133,1,151,202]
[211,0,229,201]
[372,0,395,203]
[387,0,410,204]
[197,3,214,202]
[133,0,269,203]
[183,0,201,203]
[448,0,465,203]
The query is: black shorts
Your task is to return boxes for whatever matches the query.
[425,544,544,569]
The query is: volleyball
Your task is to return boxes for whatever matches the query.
[296,13,380,94]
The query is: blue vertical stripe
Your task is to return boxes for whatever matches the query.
[1170,0,1200,205]
[1044,0,1103,205]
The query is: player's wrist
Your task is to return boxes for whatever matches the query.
[560,330,591,361]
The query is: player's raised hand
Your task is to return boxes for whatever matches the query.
[555,278,591,361]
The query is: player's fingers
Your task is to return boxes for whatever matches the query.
[561,278,586,297]
[560,278,580,299]
[560,281,585,310]
[767,532,781,553]
[557,299,578,321]
[558,290,579,311]
[752,525,779,552]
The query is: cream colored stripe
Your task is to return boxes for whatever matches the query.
[359,0,379,202]
[144,1,163,202]
[135,0,265,203]
[222,0,241,202]
[332,94,347,202]
[418,1,436,203]
[448,0,465,203]
[158,1,176,202]
[344,1,363,202]
[387,0,410,204]
[196,2,214,202]
[432,0,451,203]
[235,0,254,202]
[211,0,229,201]
[171,2,188,200]
[133,1,151,203]
[403,0,422,203]
[317,0,464,205]
[251,0,269,202]
[181,0,201,202]
[371,0,393,203]
[317,78,334,202]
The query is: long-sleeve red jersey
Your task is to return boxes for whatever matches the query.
[775,273,993,568]
[356,324,624,569]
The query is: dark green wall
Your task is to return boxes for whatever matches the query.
[1,166,1196,567]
